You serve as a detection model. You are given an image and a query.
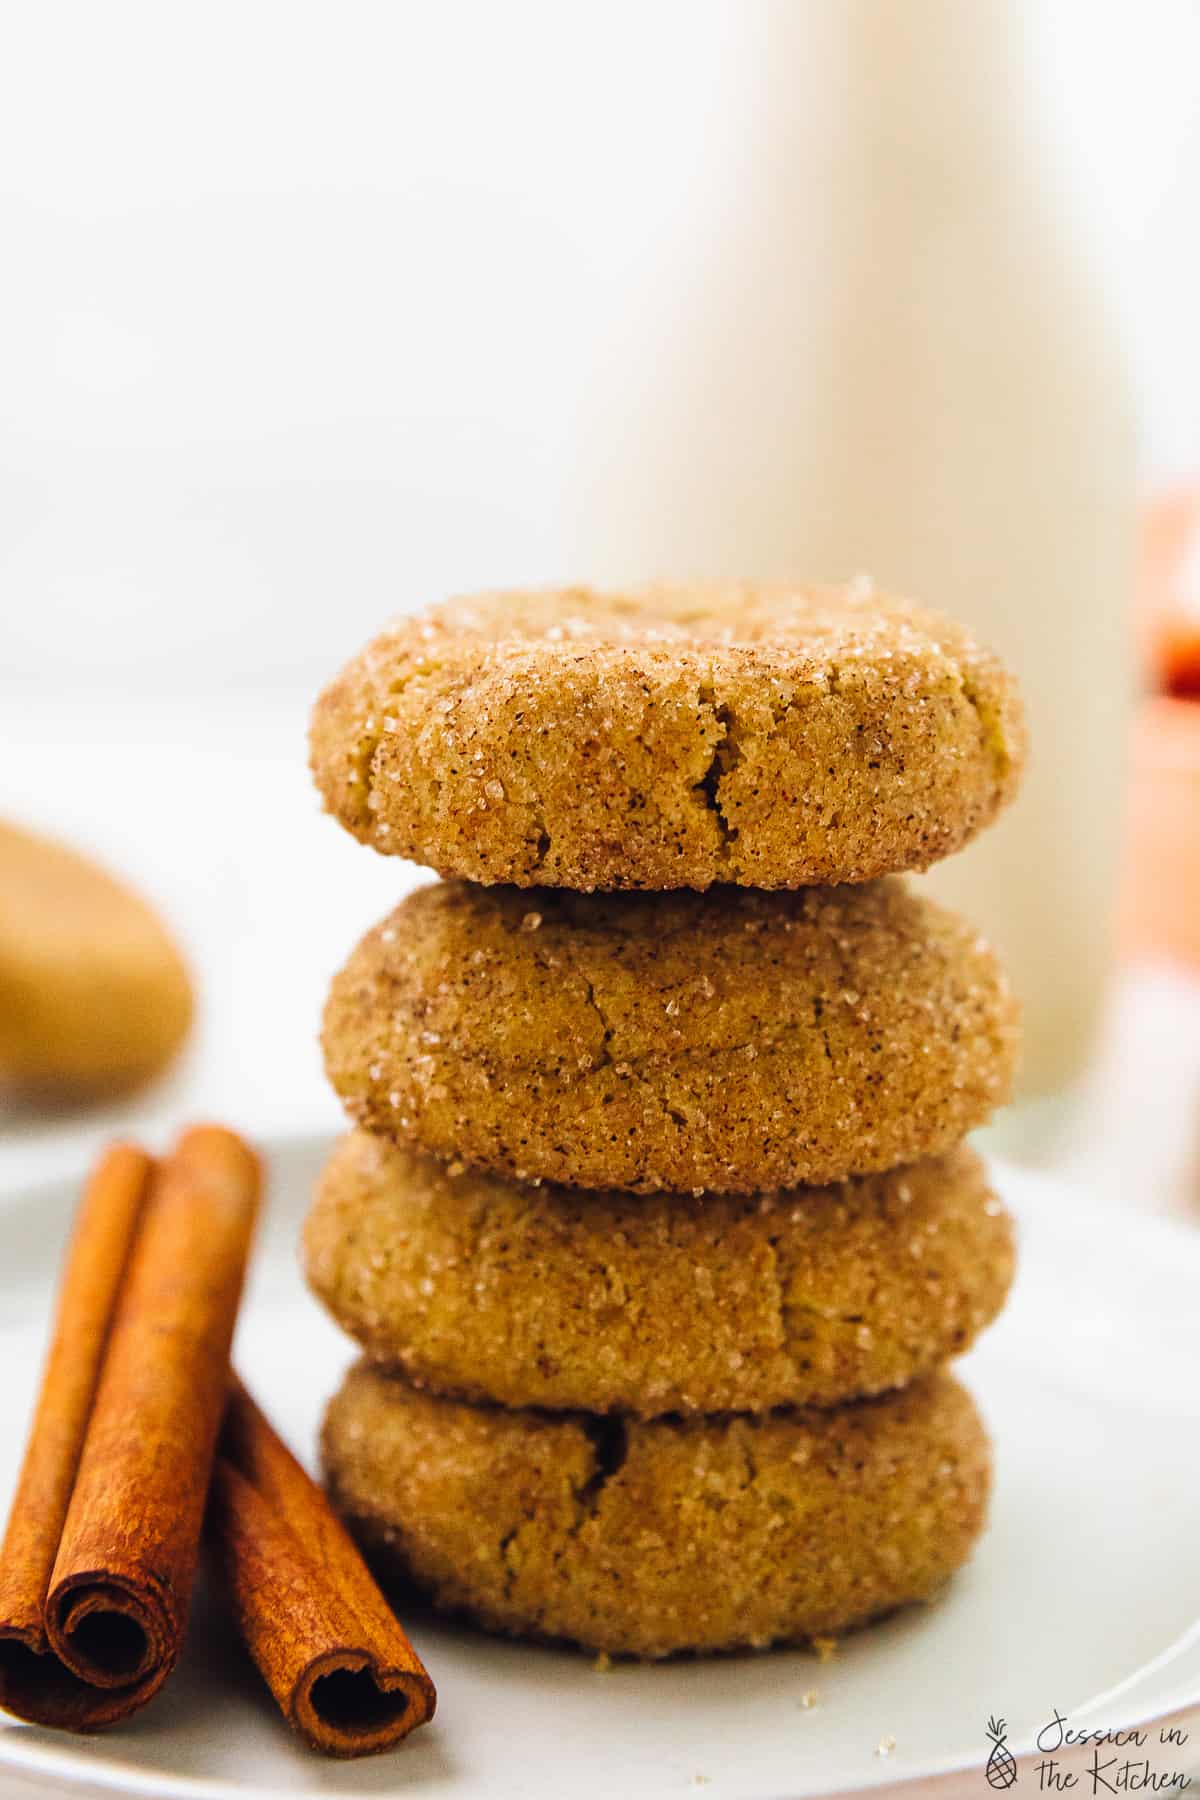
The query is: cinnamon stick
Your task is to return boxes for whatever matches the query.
[208,1379,436,1757]
[0,1144,152,1725]
[0,1126,261,1728]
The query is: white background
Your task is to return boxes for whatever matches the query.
[1,0,1198,698]
[1,1,1198,1185]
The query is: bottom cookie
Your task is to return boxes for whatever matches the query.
[322,1365,991,1659]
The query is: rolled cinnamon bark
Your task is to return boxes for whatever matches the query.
[0,1144,152,1726]
[0,1126,261,1728]
[208,1379,436,1757]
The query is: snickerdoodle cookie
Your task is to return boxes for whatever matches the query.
[323,1366,991,1658]
[306,1134,1013,1414]
[310,583,1025,891]
[322,879,1018,1194]
[0,821,192,1095]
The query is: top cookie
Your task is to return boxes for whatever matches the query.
[310,582,1025,890]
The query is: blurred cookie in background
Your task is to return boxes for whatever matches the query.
[0,821,193,1098]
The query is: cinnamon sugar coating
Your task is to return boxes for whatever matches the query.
[306,1134,1013,1414]
[323,1366,991,1658]
[309,583,1025,891]
[321,879,1018,1194]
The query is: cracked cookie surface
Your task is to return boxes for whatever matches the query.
[309,582,1025,890]
[321,879,1019,1193]
[306,1134,1013,1413]
[323,1365,991,1657]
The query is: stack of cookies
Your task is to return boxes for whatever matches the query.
[305,584,1025,1659]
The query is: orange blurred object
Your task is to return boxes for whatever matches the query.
[1120,697,1200,968]
[1121,487,1200,969]
[1137,485,1200,689]
[1162,626,1200,701]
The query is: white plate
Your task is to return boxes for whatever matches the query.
[1,1138,1199,1800]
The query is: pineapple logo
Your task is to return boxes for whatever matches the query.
[985,1716,1017,1789]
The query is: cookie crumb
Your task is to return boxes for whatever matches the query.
[521,911,543,932]
[812,1635,838,1663]
[800,1689,819,1709]
[876,1736,896,1758]
[592,1651,612,1673]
